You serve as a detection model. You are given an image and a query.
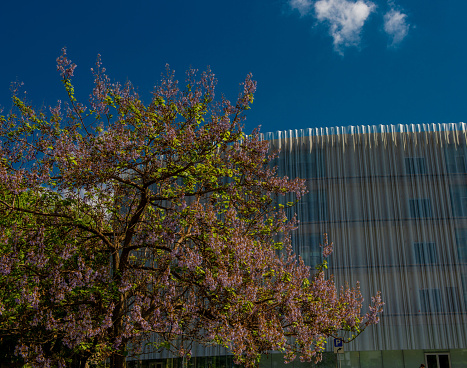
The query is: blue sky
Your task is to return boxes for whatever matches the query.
[1,0,466,133]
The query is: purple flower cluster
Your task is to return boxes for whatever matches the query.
[56,48,77,79]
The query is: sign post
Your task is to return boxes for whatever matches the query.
[333,338,344,368]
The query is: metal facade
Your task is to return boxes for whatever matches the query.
[264,123,467,353]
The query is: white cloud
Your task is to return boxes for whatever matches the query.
[384,8,410,46]
[314,0,376,54]
[289,0,314,17]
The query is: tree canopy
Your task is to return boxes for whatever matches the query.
[0,49,383,368]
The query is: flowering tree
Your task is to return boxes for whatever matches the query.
[0,50,383,368]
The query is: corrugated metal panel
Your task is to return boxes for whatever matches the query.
[270,123,467,352]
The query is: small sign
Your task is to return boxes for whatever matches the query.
[333,338,344,354]
[333,338,343,348]
[333,346,344,354]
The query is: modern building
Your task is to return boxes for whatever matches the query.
[132,124,467,368]
[265,123,467,368]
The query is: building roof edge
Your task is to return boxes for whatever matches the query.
[261,122,466,140]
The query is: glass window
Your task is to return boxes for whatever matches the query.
[425,353,451,368]
[413,242,438,264]
[455,229,467,262]
[420,289,442,313]
[450,186,467,217]
[212,355,227,368]
[294,233,323,267]
[409,198,433,218]
[149,363,164,368]
[445,144,467,173]
[405,157,427,175]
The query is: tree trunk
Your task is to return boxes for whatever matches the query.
[109,261,128,368]
[110,352,127,368]
[71,354,91,368]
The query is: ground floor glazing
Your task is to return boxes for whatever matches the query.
[128,349,467,368]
